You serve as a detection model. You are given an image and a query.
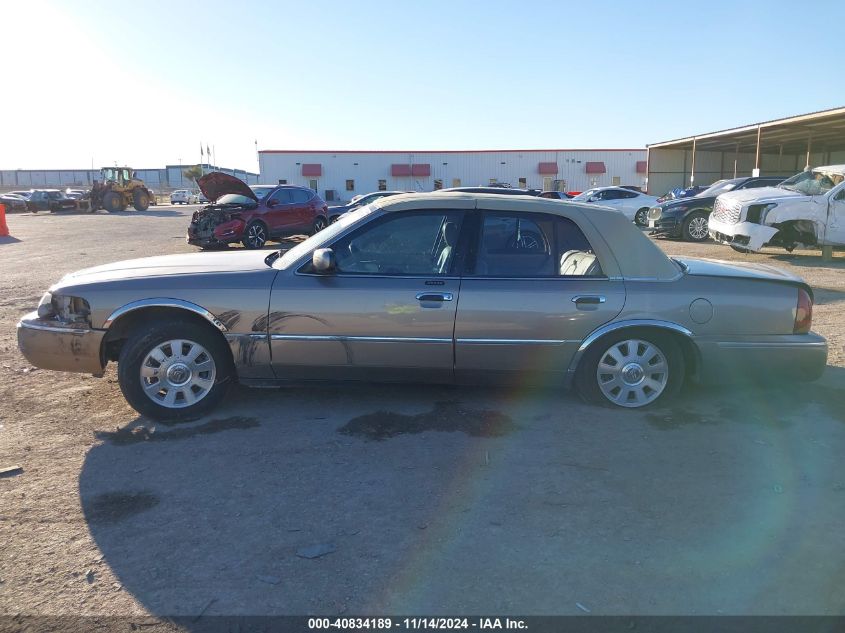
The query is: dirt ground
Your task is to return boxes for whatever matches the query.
[1,206,844,621]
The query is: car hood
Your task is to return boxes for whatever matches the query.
[678,257,806,285]
[659,195,716,211]
[54,251,272,288]
[717,186,804,205]
[197,171,258,203]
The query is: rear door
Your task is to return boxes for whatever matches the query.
[454,208,625,384]
[290,188,314,231]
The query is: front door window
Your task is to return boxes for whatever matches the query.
[331,211,463,276]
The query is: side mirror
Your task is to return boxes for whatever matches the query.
[588,196,599,203]
[266,199,277,208]
[312,248,336,273]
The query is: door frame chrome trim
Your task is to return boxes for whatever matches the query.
[270,334,451,344]
[456,338,575,346]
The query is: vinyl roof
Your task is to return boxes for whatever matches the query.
[648,106,845,154]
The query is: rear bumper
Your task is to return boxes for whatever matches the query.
[17,312,106,375]
[694,332,827,384]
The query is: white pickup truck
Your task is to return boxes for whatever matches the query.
[708,165,845,252]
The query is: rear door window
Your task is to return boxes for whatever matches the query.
[470,212,603,278]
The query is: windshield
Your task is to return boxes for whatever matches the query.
[216,193,257,205]
[275,205,377,269]
[698,180,738,197]
[571,188,599,201]
[779,169,844,195]
[251,186,275,200]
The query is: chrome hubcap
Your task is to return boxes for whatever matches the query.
[689,217,708,239]
[596,338,669,408]
[140,339,216,408]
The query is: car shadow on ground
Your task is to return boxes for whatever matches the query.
[77,366,845,619]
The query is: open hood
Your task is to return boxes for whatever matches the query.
[197,171,258,203]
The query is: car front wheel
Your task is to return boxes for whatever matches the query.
[682,212,709,242]
[117,318,233,420]
[576,331,684,408]
[634,208,649,227]
[242,221,268,249]
[311,216,328,235]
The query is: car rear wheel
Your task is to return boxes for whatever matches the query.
[242,221,268,249]
[311,216,328,235]
[117,319,233,420]
[682,212,709,242]
[634,208,649,227]
[576,331,684,409]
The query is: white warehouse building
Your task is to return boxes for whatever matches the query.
[258,149,647,202]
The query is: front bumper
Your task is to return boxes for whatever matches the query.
[649,215,682,237]
[708,217,779,252]
[694,332,827,384]
[17,312,106,375]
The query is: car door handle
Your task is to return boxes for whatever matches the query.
[416,292,453,302]
[572,295,606,304]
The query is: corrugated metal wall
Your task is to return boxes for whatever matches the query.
[0,164,259,190]
[259,150,647,201]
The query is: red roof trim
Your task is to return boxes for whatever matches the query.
[585,161,607,174]
[301,163,322,177]
[260,148,645,154]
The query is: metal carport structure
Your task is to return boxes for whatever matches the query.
[646,106,845,196]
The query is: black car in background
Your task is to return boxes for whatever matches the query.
[0,193,29,213]
[437,186,541,196]
[538,190,575,199]
[648,176,786,242]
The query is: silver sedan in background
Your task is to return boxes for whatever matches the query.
[18,193,827,420]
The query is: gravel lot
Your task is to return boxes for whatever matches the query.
[1,206,844,619]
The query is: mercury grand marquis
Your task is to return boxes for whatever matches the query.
[18,193,827,420]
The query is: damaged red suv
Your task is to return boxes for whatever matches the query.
[187,172,329,249]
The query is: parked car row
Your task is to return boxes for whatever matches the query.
[1,189,80,213]
[647,165,845,252]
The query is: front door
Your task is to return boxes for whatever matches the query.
[454,210,625,383]
[267,207,469,382]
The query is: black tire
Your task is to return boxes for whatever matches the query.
[133,189,150,211]
[575,330,684,409]
[117,318,233,421]
[311,216,328,235]
[102,191,125,213]
[634,208,649,227]
[242,221,268,249]
[681,212,709,242]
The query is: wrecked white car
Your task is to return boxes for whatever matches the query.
[708,165,845,252]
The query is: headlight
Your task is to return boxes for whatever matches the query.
[37,292,91,324]
[746,203,777,224]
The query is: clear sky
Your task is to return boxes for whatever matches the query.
[4,0,845,171]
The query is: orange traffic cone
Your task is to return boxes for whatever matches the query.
[0,203,8,237]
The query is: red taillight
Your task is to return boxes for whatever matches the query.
[794,288,813,334]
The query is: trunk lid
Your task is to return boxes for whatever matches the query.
[678,257,806,284]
